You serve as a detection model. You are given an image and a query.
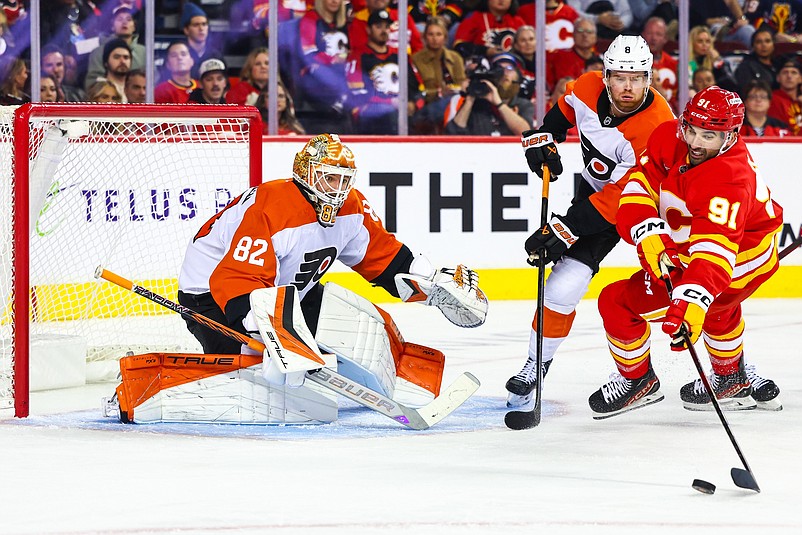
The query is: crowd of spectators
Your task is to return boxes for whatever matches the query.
[3,0,802,137]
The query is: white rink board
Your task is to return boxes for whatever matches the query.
[262,139,802,269]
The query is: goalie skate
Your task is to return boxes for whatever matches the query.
[101,392,120,419]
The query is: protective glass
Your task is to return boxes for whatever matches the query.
[682,122,727,151]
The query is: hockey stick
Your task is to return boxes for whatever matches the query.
[778,231,802,261]
[95,267,480,430]
[505,166,551,430]
[662,272,760,493]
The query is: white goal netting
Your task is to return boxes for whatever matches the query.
[1,104,262,416]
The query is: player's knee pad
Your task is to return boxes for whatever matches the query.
[314,282,445,407]
[544,256,593,314]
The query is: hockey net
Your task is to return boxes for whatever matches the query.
[0,103,262,417]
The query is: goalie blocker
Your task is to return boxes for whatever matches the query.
[109,283,458,424]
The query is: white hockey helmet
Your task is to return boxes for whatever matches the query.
[603,35,653,81]
[293,134,357,227]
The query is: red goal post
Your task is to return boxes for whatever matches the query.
[1,103,263,418]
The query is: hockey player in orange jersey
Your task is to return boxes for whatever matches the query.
[505,35,675,409]
[175,133,487,423]
[588,86,784,419]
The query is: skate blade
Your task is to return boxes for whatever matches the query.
[754,396,783,411]
[591,391,665,420]
[683,396,757,412]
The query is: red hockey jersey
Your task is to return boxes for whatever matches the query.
[178,179,405,312]
[618,120,784,298]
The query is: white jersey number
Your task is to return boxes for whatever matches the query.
[232,236,269,266]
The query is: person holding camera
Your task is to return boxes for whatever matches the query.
[444,58,533,136]
[504,35,675,410]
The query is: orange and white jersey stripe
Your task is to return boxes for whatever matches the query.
[179,179,404,311]
[557,71,674,222]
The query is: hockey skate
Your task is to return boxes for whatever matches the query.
[588,366,664,420]
[505,358,552,409]
[745,364,782,411]
[680,360,755,411]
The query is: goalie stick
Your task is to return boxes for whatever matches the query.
[662,269,760,493]
[95,267,480,430]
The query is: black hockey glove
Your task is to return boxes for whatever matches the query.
[521,129,562,180]
[524,214,578,266]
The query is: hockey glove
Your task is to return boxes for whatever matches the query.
[395,256,488,328]
[521,129,562,180]
[524,214,578,266]
[631,217,680,282]
[662,284,713,351]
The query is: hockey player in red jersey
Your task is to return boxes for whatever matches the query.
[588,86,784,419]
[505,35,674,410]
[174,134,487,423]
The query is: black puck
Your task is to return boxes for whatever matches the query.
[692,479,716,494]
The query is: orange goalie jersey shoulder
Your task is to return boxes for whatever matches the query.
[179,179,405,312]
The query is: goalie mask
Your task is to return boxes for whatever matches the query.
[293,134,357,227]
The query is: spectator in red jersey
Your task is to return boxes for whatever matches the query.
[741,79,790,137]
[734,26,780,91]
[296,0,350,114]
[768,58,802,135]
[154,41,197,104]
[124,69,146,103]
[226,47,272,106]
[453,0,526,58]
[545,17,596,91]
[346,9,426,134]
[643,16,679,105]
[517,0,580,51]
[350,0,424,55]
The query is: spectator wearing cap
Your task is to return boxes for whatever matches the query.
[346,9,426,134]
[741,79,789,137]
[154,41,197,104]
[768,59,802,135]
[93,38,131,102]
[189,58,228,104]
[182,2,222,79]
[349,0,423,56]
[124,69,146,103]
[85,4,146,90]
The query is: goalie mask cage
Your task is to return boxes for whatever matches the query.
[1,103,263,418]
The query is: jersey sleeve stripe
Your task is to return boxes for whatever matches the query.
[690,233,738,254]
[688,251,734,276]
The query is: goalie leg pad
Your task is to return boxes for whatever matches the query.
[114,352,337,424]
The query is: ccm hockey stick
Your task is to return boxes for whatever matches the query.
[505,165,552,430]
[662,271,760,493]
[95,267,480,430]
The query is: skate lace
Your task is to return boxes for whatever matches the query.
[745,364,768,389]
[693,372,722,395]
[601,373,632,403]
[513,357,546,383]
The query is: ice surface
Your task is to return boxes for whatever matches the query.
[1,299,800,534]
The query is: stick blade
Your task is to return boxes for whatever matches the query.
[413,372,481,429]
[731,468,761,493]
[504,406,541,430]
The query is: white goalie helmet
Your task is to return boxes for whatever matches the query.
[292,134,357,227]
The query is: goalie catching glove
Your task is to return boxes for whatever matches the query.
[395,256,488,328]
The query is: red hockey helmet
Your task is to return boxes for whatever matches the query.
[681,86,745,132]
